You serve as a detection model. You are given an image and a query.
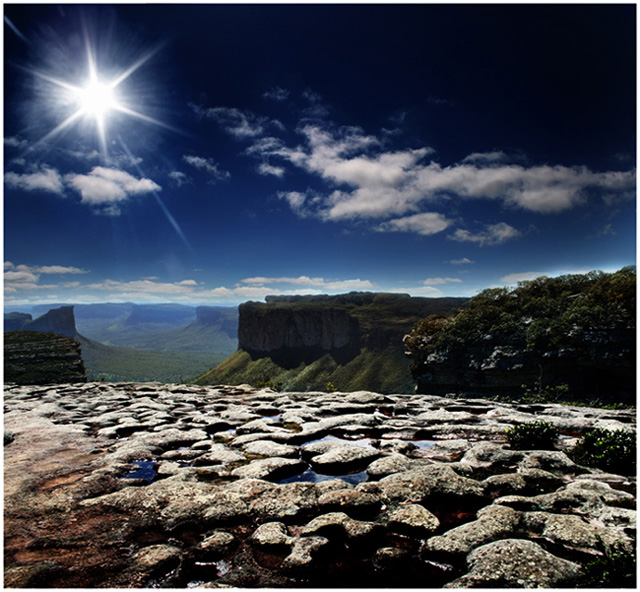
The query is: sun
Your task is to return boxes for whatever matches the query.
[76,79,117,118]
[24,41,169,159]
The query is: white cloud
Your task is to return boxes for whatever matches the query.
[191,104,277,138]
[461,151,509,164]
[451,257,474,265]
[169,171,189,186]
[87,278,200,296]
[423,277,463,285]
[4,136,28,149]
[499,271,546,284]
[448,222,522,246]
[65,167,161,212]
[263,86,290,102]
[5,167,64,194]
[3,262,88,294]
[183,155,230,180]
[240,275,374,291]
[242,117,635,231]
[377,212,452,236]
[277,191,311,216]
[257,162,285,177]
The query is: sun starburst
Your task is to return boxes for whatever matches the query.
[24,40,170,160]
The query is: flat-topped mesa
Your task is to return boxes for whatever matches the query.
[239,301,361,365]
[4,305,78,339]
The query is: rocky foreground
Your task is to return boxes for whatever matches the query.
[4,382,636,588]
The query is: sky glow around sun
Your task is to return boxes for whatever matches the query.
[23,35,165,161]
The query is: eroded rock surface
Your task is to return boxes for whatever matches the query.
[4,382,636,588]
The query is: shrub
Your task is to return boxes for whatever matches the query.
[581,536,636,587]
[569,428,636,475]
[506,420,558,450]
[326,382,337,393]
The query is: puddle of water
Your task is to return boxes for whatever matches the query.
[121,461,157,483]
[412,440,437,450]
[278,467,368,485]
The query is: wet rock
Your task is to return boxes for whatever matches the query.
[317,488,382,519]
[250,522,294,548]
[366,453,414,479]
[426,505,521,557]
[247,482,318,522]
[377,465,487,507]
[281,536,329,572]
[388,503,440,536]
[460,443,524,476]
[132,544,182,580]
[309,445,380,474]
[446,539,581,588]
[522,510,632,551]
[519,450,582,475]
[242,440,299,458]
[301,512,381,543]
[483,468,564,499]
[230,457,307,481]
[195,531,237,560]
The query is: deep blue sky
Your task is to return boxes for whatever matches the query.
[4,4,636,307]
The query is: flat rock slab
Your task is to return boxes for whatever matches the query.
[3,382,636,589]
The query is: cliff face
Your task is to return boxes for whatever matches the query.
[197,292,467,392]
[4,331,86,384]
[239,303,361,365]
[5,306,78,339]
[407,330,636,401]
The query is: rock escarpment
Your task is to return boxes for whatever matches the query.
[199,293,466,392]
[407,329,636,401]
[4,331,86,384]
[5,305,78,339]
[405,269,636,402]
[4,382,635,588]
[239,302,361,365]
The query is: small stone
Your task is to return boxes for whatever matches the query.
[388,503,440,536]
[250,522,293,548]
[282,536,329,572]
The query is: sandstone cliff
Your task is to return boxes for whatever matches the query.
[4,305,78,339]
[4,331,86,384]
[196,293,466,393]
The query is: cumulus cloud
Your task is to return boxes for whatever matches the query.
[257,162,286,177]
[377,212,452,236]
[4,167,64,194]
[4,262,88,293]
[448,222,522,246]
[183,155,230,181]
[65,167,160,214]
[241,117,635,234]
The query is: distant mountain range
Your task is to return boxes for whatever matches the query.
[4,303,239,383]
